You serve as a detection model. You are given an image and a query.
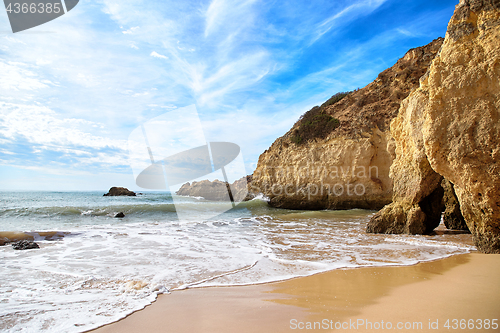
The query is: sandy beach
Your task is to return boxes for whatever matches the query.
[91,252,500,333]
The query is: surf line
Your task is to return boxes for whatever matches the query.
[171,261,258,291]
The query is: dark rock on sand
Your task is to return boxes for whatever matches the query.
[104,187,136,197]
[12,240,39,250]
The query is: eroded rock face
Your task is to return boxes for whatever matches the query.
[103,187,136,197]
[176,176,254,202]
[251,128,395,210]
[251,39,443,210]
[368,0,500,253]
[177,180,230,201]
[442,180,469,231]
[423,0,500,252]
[366,87,445,235]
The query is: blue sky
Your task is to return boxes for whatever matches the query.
[0,0,457,191]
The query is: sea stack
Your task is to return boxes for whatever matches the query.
[176,176,254,202]
[103,187,136,197]
[367,0,500,253]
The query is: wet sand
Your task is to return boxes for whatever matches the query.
[91,253,500,333]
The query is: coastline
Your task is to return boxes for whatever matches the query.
[90,252,500,333]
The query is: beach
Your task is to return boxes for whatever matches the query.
[0,192,487,332]
[2,1,499,333]
[92,252,500,333]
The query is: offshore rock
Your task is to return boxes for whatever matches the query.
[368,0,500,253]
[176,176,254,202]
[441,180,469,231]
[252,38,443,210]
[177,180,230,201]
[103,187,136,197]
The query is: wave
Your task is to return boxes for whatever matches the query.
[236,196,270,209]
[0,204,179,218]
[0,196,274,219]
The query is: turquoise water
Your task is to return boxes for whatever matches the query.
[0,191,474,332]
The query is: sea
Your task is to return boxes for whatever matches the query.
[0,191,475,332]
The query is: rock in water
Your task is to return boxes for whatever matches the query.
[103,187,136,197]
[176,176,254,202]
[12,240,39,250]
[115,212,125,218]
[368,0,500,253]
[251,38,443,210]
[441,180,469,231]
[177,180,230,201]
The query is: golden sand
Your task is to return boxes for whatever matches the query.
[91,253,500,333]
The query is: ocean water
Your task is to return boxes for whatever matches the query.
[0,191,475,332]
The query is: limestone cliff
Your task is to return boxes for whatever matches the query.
[251,38,443,210]
[442,179,469,231]
[176,176,253,202]
[367,0,500,253]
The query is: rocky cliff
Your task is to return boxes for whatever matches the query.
[367,0,500,253]
[176,176,253,202]
[251,38,443,210]
[441,179,469,231]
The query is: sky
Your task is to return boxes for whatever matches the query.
[0,0,458,191]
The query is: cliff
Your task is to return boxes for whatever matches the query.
[250,38,443,210]
[176,176,253,202]
[367,0,500,253]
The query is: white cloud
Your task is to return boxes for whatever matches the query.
[204,0,257,37]
[396,28,420,37]
[0,102,129,167]
[122,26,140,34]
[3,36,26,45]
[0,61,51,91]
[150,51,169,59]
[176,41,195,52]
[0,0,456,189]
[311,0,388,44]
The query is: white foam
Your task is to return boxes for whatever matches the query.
[0,207,473,332]
[249,193,270,202]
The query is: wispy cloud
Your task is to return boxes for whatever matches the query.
[0,0,458,189]
[0,102,129,169]
[0,60,51,91]
[311,0,388,44]
[204,0,257,37]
